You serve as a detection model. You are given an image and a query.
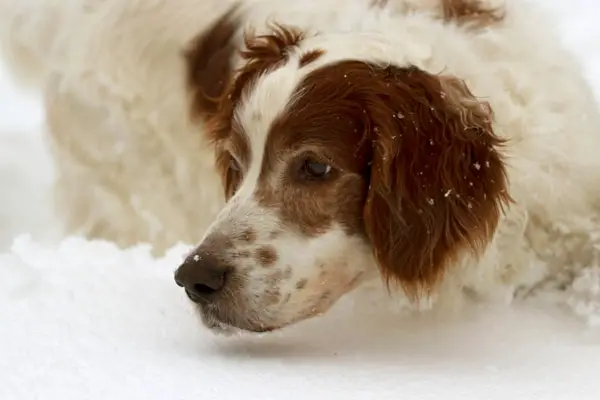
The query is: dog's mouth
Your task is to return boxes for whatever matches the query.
[183,292,279,333]
[184,289,205,304]
[183,283,346,335]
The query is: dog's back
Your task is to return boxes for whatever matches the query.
[0,0,237,252]
[3,0,600,267]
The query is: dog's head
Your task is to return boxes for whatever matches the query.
[177,10,510,333]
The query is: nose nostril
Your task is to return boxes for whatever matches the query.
[175,251,229,302]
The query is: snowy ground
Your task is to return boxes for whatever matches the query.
[2,1,600,399]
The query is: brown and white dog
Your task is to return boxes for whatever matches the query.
[2,0,600,333]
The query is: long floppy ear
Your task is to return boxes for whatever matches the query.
[184,4,243,199]
[184,3,241,120]
[362,65,511,297]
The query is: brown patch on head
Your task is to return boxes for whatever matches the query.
[251,60,509,298]
[240,23,305,72]
[255,246,278,267]
[253,72,372,236]
[441,0,504,28]
[185,3,242,120]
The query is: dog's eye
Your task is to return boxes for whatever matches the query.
[302,159,332,179]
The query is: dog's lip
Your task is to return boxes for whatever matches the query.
[184,289,204,304]
[184,290,283,333]
[211,317,279,334]
[221,324,278,334]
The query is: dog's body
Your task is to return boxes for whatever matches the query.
[2,0,600,332]
[1,0,237,250]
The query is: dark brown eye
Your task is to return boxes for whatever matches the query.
[302,159,332,179]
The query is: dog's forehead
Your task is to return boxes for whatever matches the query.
[235,64,306,159]
[231,58,379,179]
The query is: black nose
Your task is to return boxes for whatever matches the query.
[174,253,228,303]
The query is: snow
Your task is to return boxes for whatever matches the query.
[2,2,600,399]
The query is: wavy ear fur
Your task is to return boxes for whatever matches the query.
[361,65,510,297]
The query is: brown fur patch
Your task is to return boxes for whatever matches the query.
[441,0,504,28]
[255,246,278,267]
[253,74,371,236]
[299,49,325,67]
[185,4,241,120]
[251,60,510,297]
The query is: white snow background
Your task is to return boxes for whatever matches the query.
[2,1,600,399]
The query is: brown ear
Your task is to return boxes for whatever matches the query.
[362,66,510,297]
[184,3,241,120]
[184,4,243,199]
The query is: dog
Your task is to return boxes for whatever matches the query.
[2,0,600,334]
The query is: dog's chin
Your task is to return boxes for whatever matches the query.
[190,289,347,335]
[196,305,284,335]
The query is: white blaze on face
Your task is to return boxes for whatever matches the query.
[238,63,305,154]
[209,64,305,229]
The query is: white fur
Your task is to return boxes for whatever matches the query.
[2,0,600,329]
[0,0,240,252]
